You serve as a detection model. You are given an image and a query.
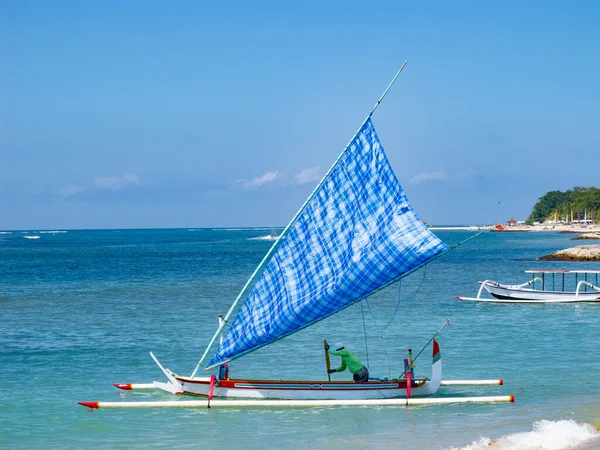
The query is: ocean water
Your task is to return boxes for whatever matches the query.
[1,228,599,449]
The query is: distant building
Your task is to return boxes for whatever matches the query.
[507,218,517,227]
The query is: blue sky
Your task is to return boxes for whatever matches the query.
[2,0,599,229]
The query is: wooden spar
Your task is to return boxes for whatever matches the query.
[114,379,504,390]
[324,340,331,381]
[368,60,407,117]
[192,62,411,375]
[79,395,515,409]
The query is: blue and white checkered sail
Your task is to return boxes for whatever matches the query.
[208,118,448,368]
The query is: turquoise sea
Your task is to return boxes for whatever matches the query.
[1,228,599,449]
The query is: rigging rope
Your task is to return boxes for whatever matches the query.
[364,298,392,379]
[360,301,369,369]
[357,229,488,377]
[381,265,429,333]
[356,259,429,376]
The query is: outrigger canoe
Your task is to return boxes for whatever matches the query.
[80,63,513,409]
[457,270,600,303]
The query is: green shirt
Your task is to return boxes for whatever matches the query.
[328,348,365,375]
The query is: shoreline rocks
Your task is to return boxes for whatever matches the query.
[572,233,600,240]
[539,245,600,261]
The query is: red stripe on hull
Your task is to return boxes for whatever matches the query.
[175,377,415,391]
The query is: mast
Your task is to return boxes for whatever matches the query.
[190,61,409,377]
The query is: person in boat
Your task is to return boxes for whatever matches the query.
[326,343,369,382]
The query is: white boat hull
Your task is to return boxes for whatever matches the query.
[172,373,439,400]
[484,284,600,302]
[458,278,600,303]
[154,341,442,400]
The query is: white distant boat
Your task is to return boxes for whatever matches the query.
[249,233,279,241]
[457,270,600,303]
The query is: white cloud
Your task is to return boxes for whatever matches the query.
[242,170,279,189]
[409,171,447,185]
[233,167,320,190]
[293,167,321,185]
[95,173,141,191]
[59,184,85,197]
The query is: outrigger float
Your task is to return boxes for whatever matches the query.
[80,63,513,410]
[79,396,514,410]
[457,270,600,303]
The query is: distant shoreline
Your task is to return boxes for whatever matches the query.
[431,224,600,233]
[429,226,489,231]
[1,224,599,233]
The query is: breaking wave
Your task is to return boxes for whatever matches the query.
[449,420,599,450]
[248,234,279,241]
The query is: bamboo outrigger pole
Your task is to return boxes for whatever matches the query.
[190,61,409,377]
[79,395,515,409]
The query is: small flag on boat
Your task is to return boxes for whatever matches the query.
[432,340,441,364]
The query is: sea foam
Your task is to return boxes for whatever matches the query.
[248,234,279,241]
[449,420,599,450]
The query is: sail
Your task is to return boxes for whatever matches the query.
[208,118,449,368]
